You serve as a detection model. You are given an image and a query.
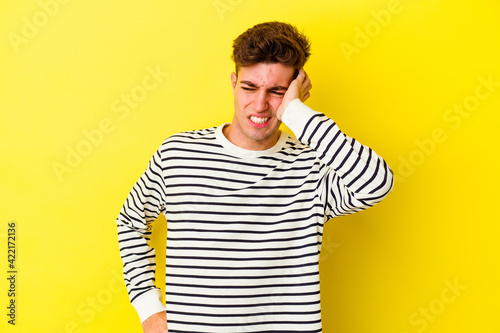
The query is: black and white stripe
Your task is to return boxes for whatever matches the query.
[117,102,393,332]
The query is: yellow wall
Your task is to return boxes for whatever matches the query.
[1,0,499,332]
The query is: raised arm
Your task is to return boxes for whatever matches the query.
[279,69,394,217]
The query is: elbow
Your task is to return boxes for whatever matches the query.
[374,165,395,199]
[358,166,395,204]
[380,167,395,198]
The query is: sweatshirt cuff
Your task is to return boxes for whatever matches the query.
[131,288,166,323]
[281,99,321,139]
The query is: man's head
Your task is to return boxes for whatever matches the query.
[225,22,311,151]
[232,21,311,75]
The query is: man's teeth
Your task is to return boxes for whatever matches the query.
[250,116,270,124]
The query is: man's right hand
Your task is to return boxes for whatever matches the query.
[142,311,168,333]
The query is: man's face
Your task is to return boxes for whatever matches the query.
[226,62,296,150]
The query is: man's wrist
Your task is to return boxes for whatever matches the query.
[132,289,167,323]
[281,99,322,139]
[279,98,300,121]
[281,98,314,124]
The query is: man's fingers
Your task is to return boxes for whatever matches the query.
[300,69,311,89]
[303,85,310,94]
[302,78,312,101]
[297,68,306,82]
[293,68,311,102]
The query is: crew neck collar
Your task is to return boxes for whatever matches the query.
[215,123,289,159]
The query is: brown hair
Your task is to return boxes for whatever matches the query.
[232,21,311,74]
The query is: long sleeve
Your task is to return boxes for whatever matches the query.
[282,98,394,219]
[116,148,168,322]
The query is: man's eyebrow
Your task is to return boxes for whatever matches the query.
[240,80,288,91]
[240,80,258,88]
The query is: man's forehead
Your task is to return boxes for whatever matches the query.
[237,63,295,87]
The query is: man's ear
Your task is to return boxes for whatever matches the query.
[231,72,237,93]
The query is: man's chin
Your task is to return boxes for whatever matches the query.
[245,128,280,145]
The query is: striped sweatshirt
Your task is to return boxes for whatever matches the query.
[116,99,394,333]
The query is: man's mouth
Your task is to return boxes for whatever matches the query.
[249,116,270,124]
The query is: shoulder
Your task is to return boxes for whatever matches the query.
[156,127,221,155]
[277,133,316,159]
[282,133,311,152]
[163,127,217,145]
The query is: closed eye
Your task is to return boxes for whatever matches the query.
[242,87,256,91]
[240,85,285,96]
[270,90,285,96]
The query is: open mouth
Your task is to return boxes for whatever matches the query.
[249,116,270,125]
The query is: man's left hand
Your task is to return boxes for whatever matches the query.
[276,68,312,121]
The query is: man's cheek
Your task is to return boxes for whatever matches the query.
[273,99,284,111]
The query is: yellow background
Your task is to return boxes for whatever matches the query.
[1,0,499,332]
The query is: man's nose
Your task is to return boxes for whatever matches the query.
[254,90,269,111]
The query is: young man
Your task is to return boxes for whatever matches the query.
[117,22,394,333]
